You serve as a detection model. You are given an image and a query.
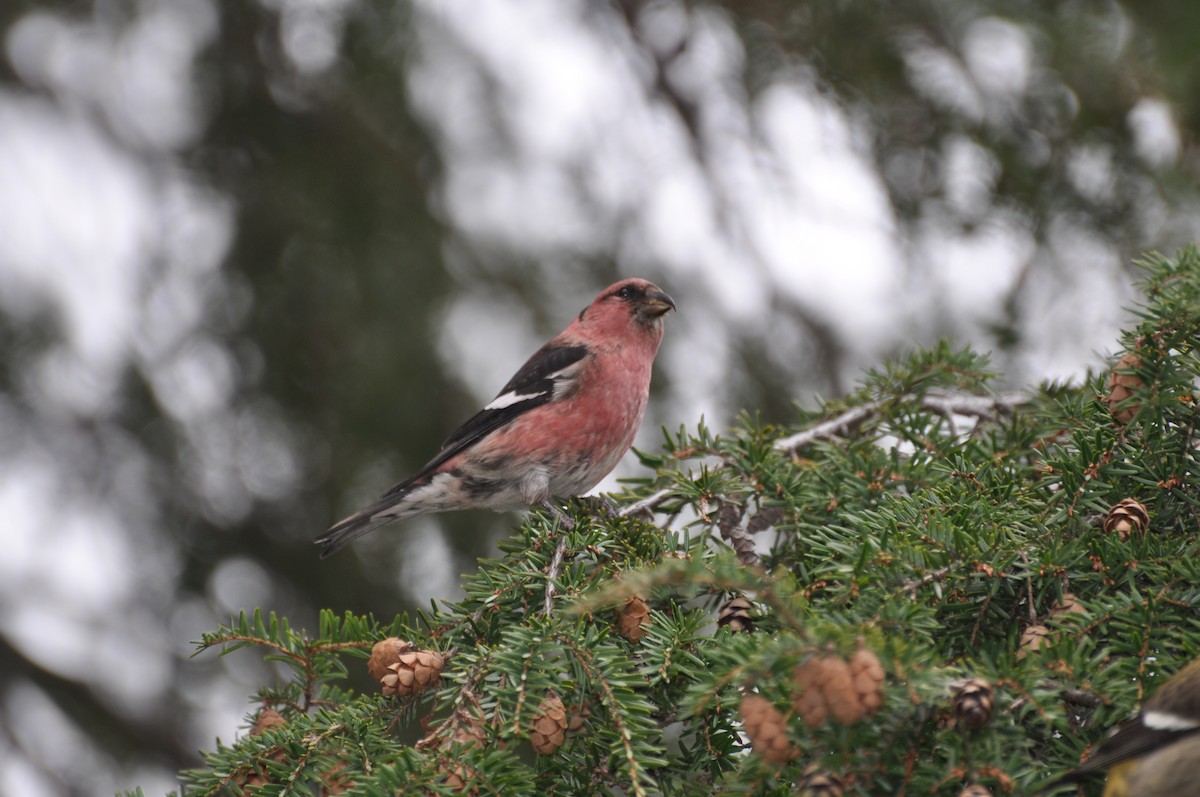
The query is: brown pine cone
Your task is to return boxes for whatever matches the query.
[381,649,444,698]
[739,693,796,764]
[1103,498,1149,541]
[368,637,413,682]
[251,708,286,735]
[566,701,591,735]
[792,650,864,726]
[453,721,487,748]
[849,640,885,716]
[1017,624,1051,661]
[798,768,844,797]
[793,658,831,729]
[958,786,992,797]
[616,596,651,643]
[817,652,862,725]
[1105,352,1143,424]
[320,761,353,795]
[530,696,568,755]
[440,760,478,795]
[716,596,755,633]
[1048,592,1087,623]
[952,678,995,729]
[240,708,287,788]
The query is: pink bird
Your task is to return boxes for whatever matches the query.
[317,278,674,557]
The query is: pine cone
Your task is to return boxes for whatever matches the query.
[440,760,478,795]
[958,786,992,797]
[320,761,353,795]
[849,640,885,716]
[798,769,844,797]
[530,696,568,755]
[952,678,995,729]
[240,708,287,788]
[817,652,862,725]
[368,637,413,682]
[251,708,286,735]
[381,649,444,698]
[739,693,796,764]
[717,596,755,633]
[616,596,651,643]
[792,650,864,726]
[1103,498,1149,541]
[792,658,831,729]
[1105,352,1143,424]
[567,701,592,735]
[1017,624,1051,660]
[453,720,487,748]
[1048,592,1087,624]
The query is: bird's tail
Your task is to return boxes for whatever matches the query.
[316,480,426,557]
[315,504,398,558]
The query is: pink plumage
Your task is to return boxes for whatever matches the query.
[316,278,674,557]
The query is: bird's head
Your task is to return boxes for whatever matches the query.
[580,278,675,331]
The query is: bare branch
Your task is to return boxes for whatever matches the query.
[899,565,954,597]
[544,533,571,616]
[1061,688,1103,709]
[617,488,673,518]
[773,402,881,453]
[774,392,1029,454]
[921,391,1029,420]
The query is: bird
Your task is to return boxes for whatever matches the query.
[316,278,675,558]
[1119,733,1200,796]
[1047,656,1200,796]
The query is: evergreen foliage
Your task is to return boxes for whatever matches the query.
[172,249,1200,796]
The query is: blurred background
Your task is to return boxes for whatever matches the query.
[1,0,1198,794]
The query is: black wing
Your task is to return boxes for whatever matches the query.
[1071,720,1197,778]
[382,342,588,497]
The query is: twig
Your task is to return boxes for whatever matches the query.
[544,533,570,615]
[1061,688,1102,709]
[921,391,1029,420]
[773,403,881,453]
[618,488,673,518]
[970,590,995,648]
[1023,552,1037,623]
[773,393,1029,454]
[899,565,954,597]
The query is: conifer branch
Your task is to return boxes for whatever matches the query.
[560,636,650,797]
[622,390,1031,520]
[178,249,1200,797]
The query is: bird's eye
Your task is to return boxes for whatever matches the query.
[614,285,637,300]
